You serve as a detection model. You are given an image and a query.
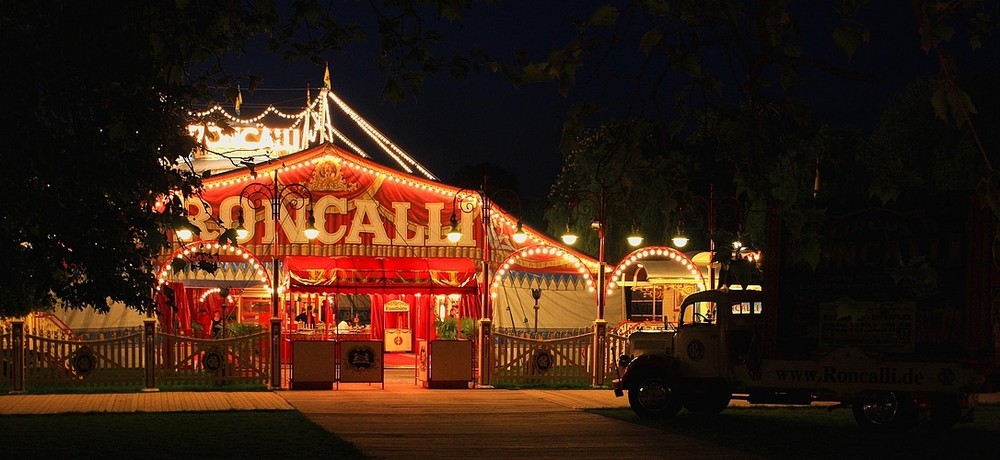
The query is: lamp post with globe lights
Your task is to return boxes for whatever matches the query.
[669,185,746,290]
[446,182,526,387]
[238,169,318,389]
[558,182,641,386]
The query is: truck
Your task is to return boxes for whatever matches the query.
[612,191,998,431]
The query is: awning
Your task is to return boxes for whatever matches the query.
[286,256,479,294]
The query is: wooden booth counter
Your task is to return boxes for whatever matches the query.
[416,339,473,389]
[290,335,384,390]
[291,340,336,390]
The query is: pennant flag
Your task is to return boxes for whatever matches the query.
[323,63,331,90]
[235,87,243,115]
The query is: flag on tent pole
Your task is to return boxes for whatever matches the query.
[235,86,243,115]
[323,63,331,90]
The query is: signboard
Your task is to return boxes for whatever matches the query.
[188,124,304,160]
[384,300,410,312]
[186,147,490,250]
[338,340,384,384]
[819,300,916,353]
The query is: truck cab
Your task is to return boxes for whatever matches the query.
[674,289,764,380]
[613,288,763,418]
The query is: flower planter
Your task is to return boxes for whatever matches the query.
[416,339,473,389]
[291,340,336,390]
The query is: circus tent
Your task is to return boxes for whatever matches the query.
[156,142,611,349]
[153,74,706,348]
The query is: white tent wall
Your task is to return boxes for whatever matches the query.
[56,301,146,332]
[488,247,711,331]
[491,282,625,330]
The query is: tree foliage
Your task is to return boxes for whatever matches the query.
[526,1,999,267]
[0,0,492,317]
[545,119,696,263]
[0,1,254,316]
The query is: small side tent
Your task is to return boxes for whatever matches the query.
[605,246,707,330]
[489,245,604,332]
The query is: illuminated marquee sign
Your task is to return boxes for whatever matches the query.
[180,147,526,252]
[187,124,304,159]
[183,195,478,248]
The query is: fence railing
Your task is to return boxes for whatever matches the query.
[23,329,145,389]
[606,332,630,381]
[2,320,273,392]
[492,331,595,386]
[4,319,639,392]
[156,332,270,387]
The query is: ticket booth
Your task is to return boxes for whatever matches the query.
[383,299,412,352]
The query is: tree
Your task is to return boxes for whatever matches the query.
[0,0,491,317]
[0,2,249,317]
[524,1,999,263]
[544,119,693,263]
[3,1,996,320]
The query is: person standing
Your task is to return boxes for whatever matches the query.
[211,311,223,338]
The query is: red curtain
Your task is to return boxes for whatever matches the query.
[155,281,193,334]
[370,294,384,340]
[155,283,244,337]
[367,293,470,349]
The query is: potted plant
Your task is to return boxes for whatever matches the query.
[460,317,477,340]
[434,315,459,340]
[190,322,204,337]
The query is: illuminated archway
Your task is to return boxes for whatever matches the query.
[156,241,271,291]
[488,244,600,329]
[490,244,598,302]
[607,246,706,293]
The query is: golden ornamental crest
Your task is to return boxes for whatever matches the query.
[308,158,358,192]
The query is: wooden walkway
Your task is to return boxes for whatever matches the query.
[0,369,759,459]
[273,371,756,459]
[281,388,756,459]
[0,391,294,415]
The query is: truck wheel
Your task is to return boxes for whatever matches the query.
[852,391,917,433]
[684,391,732,414]
[627,375,682,418]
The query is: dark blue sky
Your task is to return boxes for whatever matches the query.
[224,3,601,203]
[220,3,996,203]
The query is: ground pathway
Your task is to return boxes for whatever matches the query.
[1,369,757,459]
[281,386,756,459]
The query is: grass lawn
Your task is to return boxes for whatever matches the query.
[590,403,1000,459]
[0,411,367,459]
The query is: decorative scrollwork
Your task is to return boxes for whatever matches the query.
[532,348,553,373]
[347,346,377,372]
[203,346,226,374]
[72,346,97,376]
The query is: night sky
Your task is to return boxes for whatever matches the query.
[218,3,993,204]
[220,3,602,204]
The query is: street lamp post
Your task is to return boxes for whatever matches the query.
[239,169,318,390]
[559,185,613,386]
[447,181,526,387]
[670,184,744,289]
[531,288,542,334]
